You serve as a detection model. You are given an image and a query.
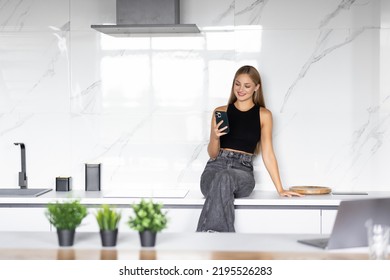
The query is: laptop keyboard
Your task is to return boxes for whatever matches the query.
[298,238,329,249]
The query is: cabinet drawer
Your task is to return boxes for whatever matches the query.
[0,208,50,231]
[235,209,321,234]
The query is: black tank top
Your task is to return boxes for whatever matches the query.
[220,103,261,154]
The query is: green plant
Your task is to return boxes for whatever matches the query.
[45,200,88,230]
[95,204,121,231]
[128,199,168,232]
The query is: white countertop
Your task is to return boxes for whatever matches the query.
[0,231,321,252]
[1,189,390,208]
[0,231,370,253]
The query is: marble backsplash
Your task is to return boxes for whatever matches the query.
[0,0,389,192]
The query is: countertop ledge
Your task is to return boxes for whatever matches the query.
[1,189,390,208]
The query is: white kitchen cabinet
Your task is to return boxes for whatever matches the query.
[0,207,323,234]
[0,208,50,231]
[161,208,202,233]
[235,209,321,234]
[321,209,338,234]
[80,208,322,234]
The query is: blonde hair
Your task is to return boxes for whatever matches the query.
[227,65,266,108]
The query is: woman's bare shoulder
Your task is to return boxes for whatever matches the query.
[260,107,273,125]
[260,107,272,118]
[214,105,228,112]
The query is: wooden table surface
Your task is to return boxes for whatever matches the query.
[0,248,374,260]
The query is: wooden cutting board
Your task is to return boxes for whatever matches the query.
[289,186,332,195]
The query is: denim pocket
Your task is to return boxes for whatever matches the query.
[240,159,253,171]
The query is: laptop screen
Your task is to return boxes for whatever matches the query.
[299,197,390,249]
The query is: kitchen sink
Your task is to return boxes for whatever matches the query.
[0,188,52,197]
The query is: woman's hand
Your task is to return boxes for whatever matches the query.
[278,189,304,197]
[212,120,228,139]
[208,107,228,159]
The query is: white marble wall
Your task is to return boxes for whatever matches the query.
[0,0,389,192]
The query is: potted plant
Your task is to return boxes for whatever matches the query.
[95,204,122,247]
[45,200,88,247]
[128,199,168,247]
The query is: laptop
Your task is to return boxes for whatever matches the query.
[298,197,390,249]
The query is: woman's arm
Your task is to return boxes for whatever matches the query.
[207,106,228,159]
[260,108,302,197]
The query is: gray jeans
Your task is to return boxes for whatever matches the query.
[196,149,255,232]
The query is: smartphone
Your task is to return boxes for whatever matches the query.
[215,111,229,134]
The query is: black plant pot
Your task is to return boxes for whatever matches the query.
[139,230,157,247]
[100,229,118,247]
[57,229,75,247]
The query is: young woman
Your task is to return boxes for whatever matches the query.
[196,65,302,233]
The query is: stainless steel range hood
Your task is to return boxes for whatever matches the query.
[91,0,200,36]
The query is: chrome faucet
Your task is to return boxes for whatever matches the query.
[14,143,27,189]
